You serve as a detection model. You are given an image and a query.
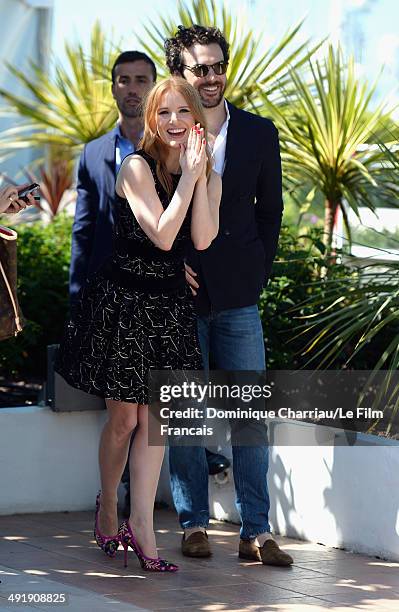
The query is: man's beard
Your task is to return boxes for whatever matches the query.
[197,82,226,108]
[118,98,141,118]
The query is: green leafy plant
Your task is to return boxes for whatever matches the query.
[260,226,348,369]
[0,214,72,378]
[258,46,398,252]
[287,131,399,434]
[290,256,399,434]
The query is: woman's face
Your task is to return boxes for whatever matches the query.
[155,89,195,148]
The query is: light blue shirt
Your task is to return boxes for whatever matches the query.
[115,124,136,174]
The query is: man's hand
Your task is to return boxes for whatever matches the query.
[184,262,199,296]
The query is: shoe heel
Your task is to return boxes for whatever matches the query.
[238,551,260,561]
[118,520,178,572]
[123,543,128,568]
[94,491,120,559]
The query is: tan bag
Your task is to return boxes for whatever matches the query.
[0,225,23,341]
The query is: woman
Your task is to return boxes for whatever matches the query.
[55,77,221,572]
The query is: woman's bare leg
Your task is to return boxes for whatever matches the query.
[98,399,138,536]
[129,404,165,557]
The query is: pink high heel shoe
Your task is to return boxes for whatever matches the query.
[94,491,120,558]
[118,520,178,572]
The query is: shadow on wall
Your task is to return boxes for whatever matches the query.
[268,450,300,539]
[268,425,399,561]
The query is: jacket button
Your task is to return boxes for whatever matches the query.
[224,229,230,236]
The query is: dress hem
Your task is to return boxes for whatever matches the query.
[54,368,149,405]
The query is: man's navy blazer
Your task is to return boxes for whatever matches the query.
[187,102,284,314]
[69,127,118,302]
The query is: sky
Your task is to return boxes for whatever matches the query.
[50,0,399,107]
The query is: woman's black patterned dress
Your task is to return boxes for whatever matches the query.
[55,150,203,403]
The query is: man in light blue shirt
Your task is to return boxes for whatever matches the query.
[69,51,157,304]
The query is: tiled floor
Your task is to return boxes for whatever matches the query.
[0,510,398,611]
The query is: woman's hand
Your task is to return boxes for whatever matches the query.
[179,123,206,182]
[0,184,36,214]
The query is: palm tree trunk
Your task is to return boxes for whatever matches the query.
[323,199,338,255]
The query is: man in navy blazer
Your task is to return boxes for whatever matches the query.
[165,25,293,566]
[69,51,157,303]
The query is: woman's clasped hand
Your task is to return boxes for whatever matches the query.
[179,123,207,180]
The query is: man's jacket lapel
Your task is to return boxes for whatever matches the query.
[221,103,243,203]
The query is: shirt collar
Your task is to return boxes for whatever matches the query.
[116,123,143,142]
[116,123,128,141]
[224,99,230,122]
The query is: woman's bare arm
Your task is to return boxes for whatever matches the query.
[116,156,196,251]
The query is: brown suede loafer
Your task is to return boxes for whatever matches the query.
[239,538,293,566]
[182,531,211,557]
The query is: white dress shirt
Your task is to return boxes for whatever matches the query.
[210,99,230,176]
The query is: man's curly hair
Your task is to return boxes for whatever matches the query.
[164,24,229,75]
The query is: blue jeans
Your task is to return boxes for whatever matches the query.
[169,305,271,540]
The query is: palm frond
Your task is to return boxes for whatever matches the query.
[0,21,121,157]
[136,0,322,109]
[261,45,398,248]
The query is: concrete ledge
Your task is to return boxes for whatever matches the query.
[1,407,398,561]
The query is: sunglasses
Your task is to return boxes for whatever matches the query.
[181,61,228,78]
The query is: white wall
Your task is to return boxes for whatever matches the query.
[267,442,399,561]
[0,405,106,515]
